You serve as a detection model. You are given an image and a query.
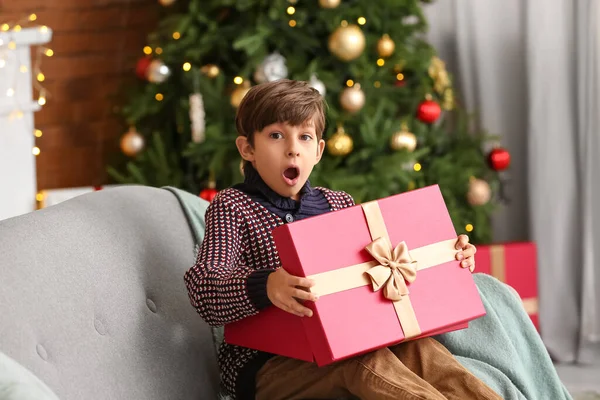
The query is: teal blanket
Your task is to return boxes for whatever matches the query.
[166,187,571,400]
[434,274,572,400]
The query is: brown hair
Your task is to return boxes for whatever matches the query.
[235,79,326,146]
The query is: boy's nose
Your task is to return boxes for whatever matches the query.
[287,144,300,157]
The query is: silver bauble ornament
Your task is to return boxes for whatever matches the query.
[254,52,288,83]
[309,74,326,96]
[147,59,171,83]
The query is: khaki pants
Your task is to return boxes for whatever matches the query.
[256,337,501,400]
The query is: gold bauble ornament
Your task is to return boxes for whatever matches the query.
[200,64,220,78]
[377,34,395,58]
[120,126,145,157]
[230,82,251,108]
[319,0,341,8]
[443,89,454,110]
[340,83,365,113]
[328,24,366,62]
[390,125,417,152]
[467,178,492,206]
[327,126,353,156]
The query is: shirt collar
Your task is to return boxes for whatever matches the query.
[243,163,314,211]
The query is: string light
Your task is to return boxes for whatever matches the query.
[377,58,385,67]
[155,47,163,55]
[34,129,43,137]
[172,32,181,40]
[357,17,366,25]
[1,15,52,122]
[341,20,348,27]
[374,81,381,88]
[465,224,474,232]
[233,76,243,84]
[346,79,354,87]
[287,6,295,14]
[396,73,404,81]
[32,147,40,156]
[289,20,297,27]
[413,162,422,172]
[143,46,152,55]
[35,192,44,202]
[155,93,164,101]
[182,62,191,71]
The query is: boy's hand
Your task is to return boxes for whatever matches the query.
[455,234,476,272]
[267,268,318,317]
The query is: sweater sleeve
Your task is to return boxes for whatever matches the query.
[343,191,356,208]
[184,193,271,327]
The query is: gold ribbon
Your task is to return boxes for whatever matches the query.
[307,200,457,339]
[489,245,538,315]
[365,238,417,301]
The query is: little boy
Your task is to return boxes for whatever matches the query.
[184,79,499,400]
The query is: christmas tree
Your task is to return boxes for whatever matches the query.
[108,0,510,244]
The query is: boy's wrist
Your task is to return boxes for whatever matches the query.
[247,269,276,310]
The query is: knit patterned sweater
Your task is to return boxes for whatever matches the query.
[184,166,355,399]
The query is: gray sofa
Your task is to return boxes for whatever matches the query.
[0,186,220,400]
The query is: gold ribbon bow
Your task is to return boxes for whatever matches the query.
[365,238,417,301]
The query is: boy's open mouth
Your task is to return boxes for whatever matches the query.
[283,166,300,185]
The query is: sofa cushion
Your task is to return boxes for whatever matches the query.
[0,186,220,400]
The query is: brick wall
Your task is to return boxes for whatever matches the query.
[1,0,157,189]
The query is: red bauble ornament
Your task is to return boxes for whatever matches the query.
[200,187,218,202]
[136,57,152,80]
[488,147,511,171]
[417,99,441,123]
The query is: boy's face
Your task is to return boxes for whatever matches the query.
[236,119,325,200]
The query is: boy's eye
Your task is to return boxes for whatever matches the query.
[301,134,313,141]
[270,132,283,139]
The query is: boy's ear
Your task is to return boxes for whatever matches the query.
[315,139,326,163]
[236,136,255,162]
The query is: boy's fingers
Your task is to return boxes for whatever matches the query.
[292,288,319,302]
[462,244,477,258]
[456,234,469,250]
[288,299,313,317]
[280,303,305,317]
[292,276,315,288]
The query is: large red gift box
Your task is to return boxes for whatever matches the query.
[475,242,539,330]
[224,185,486,366]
